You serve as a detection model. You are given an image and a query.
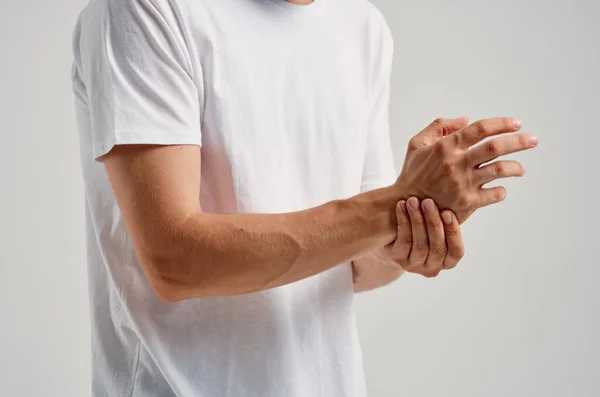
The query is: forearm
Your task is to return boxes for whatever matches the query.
[352,248,405,293]
[144,185,405,301]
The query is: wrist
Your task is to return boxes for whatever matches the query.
[351,184,406,245]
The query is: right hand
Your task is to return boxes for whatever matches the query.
[395,117,538,224]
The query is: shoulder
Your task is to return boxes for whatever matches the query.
[74,0,192,45]
[76,0,194,27]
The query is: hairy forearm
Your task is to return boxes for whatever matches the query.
[143,185,405,301]
[352,248,405,293]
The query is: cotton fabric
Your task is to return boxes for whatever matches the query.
[72,0,395,395]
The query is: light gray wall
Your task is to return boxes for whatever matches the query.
[357,1,599,396]
[0,0,597,396]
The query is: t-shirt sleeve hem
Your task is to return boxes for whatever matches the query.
[93,130,202,161]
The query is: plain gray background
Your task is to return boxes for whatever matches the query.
[0,0,598,396]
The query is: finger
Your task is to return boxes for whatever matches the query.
[422,199,446,275]
[406,197,429,265]
[391,201,412,264]
[453,117,523,149]
[474,160,526,186]
[477,186,507,208]
[408,117,469,152]
[440,211,464,269]
[466,133,538,166]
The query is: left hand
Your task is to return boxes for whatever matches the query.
[385,196,465,278]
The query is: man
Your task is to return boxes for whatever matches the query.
[71,0,537,395]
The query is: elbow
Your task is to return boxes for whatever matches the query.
[140,252,228,302]
[138,243,272,300]
[153,282,184,303]
[146,267,186,303]
[139,251,189,303]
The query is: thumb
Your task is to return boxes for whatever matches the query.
[408,117,469,151]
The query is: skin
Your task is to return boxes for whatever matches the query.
[351,118,468,292]
[102,117,537,302]
[287,0,314,5]
[352,116,538,291]
[352,198,464,293]
[282,0,467,291]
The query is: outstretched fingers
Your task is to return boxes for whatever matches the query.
[466,133,538,167]
[408,117,469,152]
[475,160,526,186]
[452,117,523,149]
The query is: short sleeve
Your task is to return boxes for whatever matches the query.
[74,0,202,161]
[360,14,396,193]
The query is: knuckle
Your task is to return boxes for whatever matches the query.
[444,225,459,237]
[473,120,486,135]
[432,117,444,126]
[457,195,471,210]
[427,217,443,229]
[460,193,479,211]
[434,141,447,154]
[484,140,499,157]
[408,137,420,151]
[449,176,462,192]
[431,245,447,258]
[411,214,426,225]
[442,161,456,176]
[399,234,413,247]
[413,244,428,257]
[391,253,408,266]
[518,134,529,149]
[494,161,506,176]
[470,193,481,208]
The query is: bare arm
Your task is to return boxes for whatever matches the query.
[352,198,465,293]
[351,118,470,293]
[351,116,536,291]
[103,144,405,302]
[103,117,535,302]
[352,248,405,293]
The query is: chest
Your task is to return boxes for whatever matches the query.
[193,14,370,151]
[186,6,372,209]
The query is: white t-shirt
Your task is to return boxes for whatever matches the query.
[72,0,395,395]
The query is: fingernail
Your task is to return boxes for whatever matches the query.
[442,212,452,224]
[399,201,407,212]
[408,197,420,210]
[512,118,522,129]
[529,135,538,146]
[423,199,436,213]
